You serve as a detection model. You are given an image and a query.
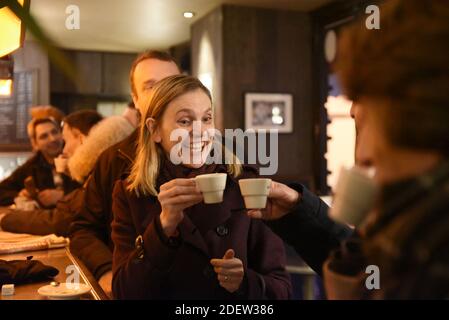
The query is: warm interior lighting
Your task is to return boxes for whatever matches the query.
[0,0,26,57]
[183,11,195,19]
[0,55,14,96]
[271,106,284,124]
[0,79,13,96]
[325,95,355,191]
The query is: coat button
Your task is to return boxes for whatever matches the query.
[216,225,229,237]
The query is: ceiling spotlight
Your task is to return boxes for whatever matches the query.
[183,11,195,19]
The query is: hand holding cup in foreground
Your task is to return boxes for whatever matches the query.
[246,181,300,221]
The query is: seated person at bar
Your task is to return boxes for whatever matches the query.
[0,116,79,207]
[69,51,180,295]
[247,0,449,299]
[0,109,110,236]
[111,75,292,299]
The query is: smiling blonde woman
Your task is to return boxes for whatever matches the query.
[110,75,292,300]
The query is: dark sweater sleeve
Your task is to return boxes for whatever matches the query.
[0,162,30,206]
[1,208,66,236]
[69,158,113,280]
[111,181,180,300]
[243,219,292,299]
[267,184,353,275]
[1,189,83,237]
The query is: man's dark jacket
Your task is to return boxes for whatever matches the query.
[268,184,353,275]
[69,130,137,279]
[0,151,79,206]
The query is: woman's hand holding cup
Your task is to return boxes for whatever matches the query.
[158,178,203,237]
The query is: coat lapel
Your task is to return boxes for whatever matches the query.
[177,214,210,256]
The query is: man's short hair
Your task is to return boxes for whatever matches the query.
[62,110,103,136]
[129,50,179,98]
[27,106,65,140]
[29,117,60,141]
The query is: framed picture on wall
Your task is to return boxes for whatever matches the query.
[244,93,293,133]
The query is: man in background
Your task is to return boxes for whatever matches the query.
[0,115,79,207]
[0,110,104,236]
[69,50,180,297]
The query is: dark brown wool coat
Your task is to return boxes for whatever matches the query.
[111,159,292,300]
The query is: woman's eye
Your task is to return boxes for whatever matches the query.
[203,116,213,123]
[177,119,191,126]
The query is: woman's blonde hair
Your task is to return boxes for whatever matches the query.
[127,75,242,196]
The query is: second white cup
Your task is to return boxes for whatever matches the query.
[238,178,272,209]
[194,173,227,204]
[329,166,377,227]
[54,156,68,174]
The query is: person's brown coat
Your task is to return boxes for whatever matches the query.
[1,187,84,237]
[69,130,137,279]
[111,161,292,300]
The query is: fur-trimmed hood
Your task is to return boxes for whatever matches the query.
[68,116,135,183]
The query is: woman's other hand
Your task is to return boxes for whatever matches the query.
[210,249,244,293]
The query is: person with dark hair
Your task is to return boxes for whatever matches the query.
[69,50,180,297]
[61,110,104,158]
[247,0,449,299]
[0,116,79,207]
[64,110,104,135]
[1,109,135,238]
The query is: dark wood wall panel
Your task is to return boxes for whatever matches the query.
[191,6,224,131]
[222,5,314,186]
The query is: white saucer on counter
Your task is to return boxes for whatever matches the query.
[38,283,91,300]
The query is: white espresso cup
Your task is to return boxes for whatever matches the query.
[238,178,272,209]
[54,156,68,174]
[329,166,377,227]
[194,173,227,204]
